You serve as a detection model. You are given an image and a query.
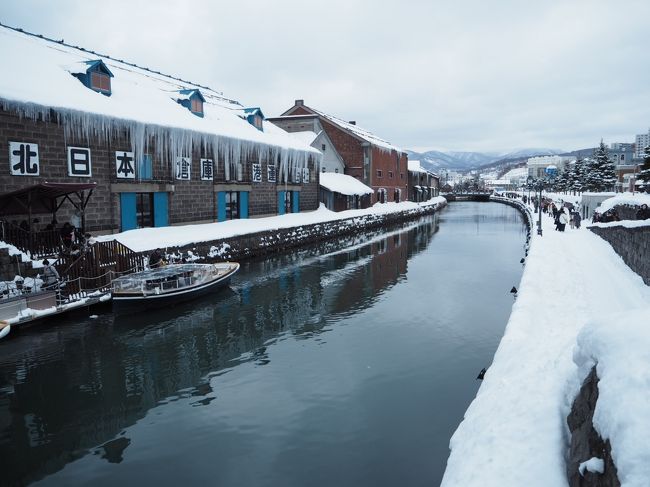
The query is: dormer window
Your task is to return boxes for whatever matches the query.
[90,71,111,93]
[191,97,203,115]
[242,108,265,132]
[71,59,114,96]
[176,89,205,117]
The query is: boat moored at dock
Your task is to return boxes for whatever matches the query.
[111,262,240,313]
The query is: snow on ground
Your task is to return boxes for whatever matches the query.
[574,309,650,487]
[98,197,446,253]
[594,192,650,214]
[441,200,650,487]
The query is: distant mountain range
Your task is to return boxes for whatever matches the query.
[406,148,566,173]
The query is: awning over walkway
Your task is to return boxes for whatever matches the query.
[0,182,97,216]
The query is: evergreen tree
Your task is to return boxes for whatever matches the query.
[553,168,568,193]
[585,140,617,191]
[638,145,650,190]
[571,157,587,193]
[565,161,577,194]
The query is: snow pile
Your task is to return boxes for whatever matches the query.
[99,197,446,252]
[319,172,373,195]
[594,192,650,215]
[574,308,650,487]
[441,207,650,487]
[578,457,605,477]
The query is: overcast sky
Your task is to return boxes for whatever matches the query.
[3,0,649,153]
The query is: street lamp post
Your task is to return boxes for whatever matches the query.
[535,179,545,236]
[526,176,533,205]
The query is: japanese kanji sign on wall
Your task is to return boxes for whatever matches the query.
[267,164,277,183]
[9,141,39,176]
[200,159,213,181]
[252,163,262,183]
[293,168,301,183]
[176,157,191,180]
[67,147,92,177]
[302,168,310,183]
[115,151,135,179]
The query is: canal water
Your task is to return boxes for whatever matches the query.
[0,202,527,486]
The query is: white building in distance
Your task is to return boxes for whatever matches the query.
[527,155,573,178]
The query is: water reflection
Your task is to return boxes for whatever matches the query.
[0,214,440,485]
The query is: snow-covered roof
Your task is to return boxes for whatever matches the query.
[0,25,319,170]
[298,105,402,154]
[319,172,373,196]
[288,130,320,147]
[408,160,427,173]
[595,192,650,214]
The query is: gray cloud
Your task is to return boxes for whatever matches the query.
[2,0,649,152]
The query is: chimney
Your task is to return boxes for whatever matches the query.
[348,121,356,125]
[295,99,304,107]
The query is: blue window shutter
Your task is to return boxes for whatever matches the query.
[120,193,137,231]
[217,192,226,222]
[139,155,153,180]
[292,191,300,213]
[278,191,286,215]
[240,192,249,219]
[153,192,168,227]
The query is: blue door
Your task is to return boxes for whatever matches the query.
[240,192,249,219]
[153,192,168,227]
[278,191,286,215]
[120,193,137,232]
[217,192,226,222]
[292,191,300,213]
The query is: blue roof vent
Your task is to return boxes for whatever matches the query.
[72,59,114,96]
[243,107,265,131]
[176,89,205,117]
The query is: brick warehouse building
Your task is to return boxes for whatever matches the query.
[267,100,408,204]
[0,25,320,237]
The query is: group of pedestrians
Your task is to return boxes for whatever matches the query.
[543,200,581,232]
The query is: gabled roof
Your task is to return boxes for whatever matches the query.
[177,88,205,102]
[243,107,264,118]
[83,59,114,77]
[281,102,403,154]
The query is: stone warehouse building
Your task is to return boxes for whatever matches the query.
[0,25,320,236]
[268,100,408,204]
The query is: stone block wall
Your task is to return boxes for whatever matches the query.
[589,225,650,285]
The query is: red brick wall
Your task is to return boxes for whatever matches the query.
[319,119,365,180]
[370,148,408,202]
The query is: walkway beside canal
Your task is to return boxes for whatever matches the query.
[442,199,650,487]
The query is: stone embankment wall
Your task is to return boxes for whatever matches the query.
[162,202,447,263]
[589,225,650,285]
[566,366,621,487]
[490,196,534,231]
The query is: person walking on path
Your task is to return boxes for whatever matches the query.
[558,209,568,232]
[574,211,582,229]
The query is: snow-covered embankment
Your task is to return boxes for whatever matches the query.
[442,198,650,487]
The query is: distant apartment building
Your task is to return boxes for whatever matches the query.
[268,100,408,204]
[635,129,650,158]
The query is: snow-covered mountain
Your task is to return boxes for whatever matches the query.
[406,148,565,173]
